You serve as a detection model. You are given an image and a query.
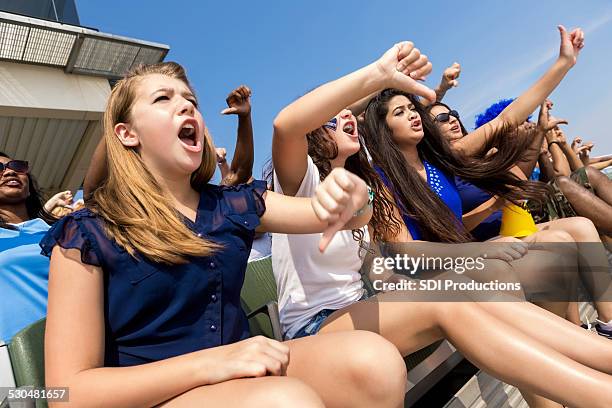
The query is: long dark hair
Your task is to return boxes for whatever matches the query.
[0,151,56,230]
[361,89,548,243]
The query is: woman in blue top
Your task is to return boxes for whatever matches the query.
[41,62,409,408]
[0,152,58,342]
[429,89,612,340]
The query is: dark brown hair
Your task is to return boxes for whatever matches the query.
[0,151,56,229]
[361,89,548,243]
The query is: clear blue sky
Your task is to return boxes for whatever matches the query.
[78,1,612,182]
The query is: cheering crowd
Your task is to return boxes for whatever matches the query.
[2,24,612,407]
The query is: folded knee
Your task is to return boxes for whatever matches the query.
[342,331,407,403]
[257,377,324,408]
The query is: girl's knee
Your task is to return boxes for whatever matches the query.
[341,331,407,402]
[257,377,324,408]
[564,216,599,240]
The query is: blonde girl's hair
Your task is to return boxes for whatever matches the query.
[91,62,221,264]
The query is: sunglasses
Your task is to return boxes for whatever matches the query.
[433,110,460,123]
[0,160,29,174]
[323,117,337,131]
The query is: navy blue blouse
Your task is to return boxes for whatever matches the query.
[40,181,267,367]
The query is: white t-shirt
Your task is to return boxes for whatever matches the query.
[248,232,271,262]
[272,156,368,339]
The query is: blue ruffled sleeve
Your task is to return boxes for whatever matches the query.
[39,209,103,267]
[221,179,267,217]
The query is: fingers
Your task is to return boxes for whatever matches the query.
[395,41,415,61]
[313,169,366,252]
[396,47,421,72]
[545,118,568,131]
[226,85,251,101]
[410,60,433,81]
[223,85,252,115]
[236,337,290,377]
[558,24,568,43]
[320,221,342,252]
[221,107,239,115]
[570,28,585,49]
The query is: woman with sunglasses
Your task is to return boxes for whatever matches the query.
[271,31,612,407]
[0,152,57,342]
[429,93,612,341]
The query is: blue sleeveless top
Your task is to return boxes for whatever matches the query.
[40,181,267,367]
[455,178,501,241]
[375,161,462,240]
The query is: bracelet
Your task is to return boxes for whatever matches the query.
[547,140,561,147]
[354,185,375,217]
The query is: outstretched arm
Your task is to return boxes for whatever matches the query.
[546,128,572,177]
[588,159,612,170]
[83,138,107,200]
[515,100,567,177]
[259,168,371,252]
[219,85,254,186]
[433,62,461,103]
[453,25,584,157]
[272,41,435,196]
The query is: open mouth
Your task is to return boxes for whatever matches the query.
[450,124,460,132]
[342,121,356,136]
[1,178,22,188]
[411,119,422,129]
[178,120,202,152]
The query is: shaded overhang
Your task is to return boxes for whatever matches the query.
[0,12,169,194]
[0,11,169,79]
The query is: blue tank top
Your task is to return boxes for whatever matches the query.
[455,178,502,241]
[375,161,462,240]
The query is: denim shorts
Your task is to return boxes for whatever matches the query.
[290,291,370,339]
[291,308,338,339]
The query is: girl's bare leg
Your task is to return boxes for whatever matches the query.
[567,301,582,325]
[318,295,612,408]
[286,331,407,408]
[158,376,324,408]
[160,331,406,408]
[535,217,612,321]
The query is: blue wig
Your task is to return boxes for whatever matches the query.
[474,98,532,129]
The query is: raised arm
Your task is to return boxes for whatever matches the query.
[515,100,567,177]
[589,159,612,170]
[83,137,107,200]
[555,127,585,172]
[546,128,572,176]
[453,25,584,157]
[272,41,435,196]
[218,85,254,186]
[537,143,556,182]
[433,62,461,103]
[215,147,231,181]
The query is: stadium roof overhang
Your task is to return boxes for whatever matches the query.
[0,12,169,194]
[0,11,169,79]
